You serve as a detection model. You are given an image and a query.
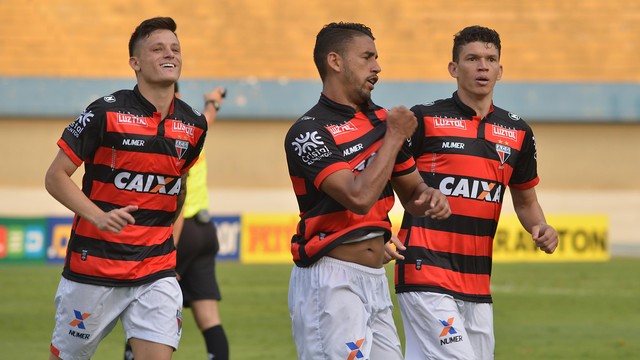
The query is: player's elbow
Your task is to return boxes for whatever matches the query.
[344,197,376,215]
[44,168,56,196]
[44,166,65,198]
[350,205,372,215]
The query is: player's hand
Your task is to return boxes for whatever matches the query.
[95,205,138,233]
[386,106,417,140]
[413,187,451,219]
[383,234,406,264]
[532,223,558,254]
[203,86,226,106]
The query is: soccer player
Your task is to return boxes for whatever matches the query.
[395,25,559,359]
[45,17,207,360]
[284,22,451,359]
[124,84,228,360]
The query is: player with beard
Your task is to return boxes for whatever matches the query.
[284,22,451,360]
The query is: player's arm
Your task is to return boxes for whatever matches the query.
[320,106,417,214]
[44,149,137,233]
[173,173,188,223]
[173,207,185,246]
[510,186,558,254]
[391,170,450,219]
[202,86,225,127]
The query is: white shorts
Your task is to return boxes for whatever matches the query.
[398,292,494,360]
[288,256,403,360]
[50,277,183,360]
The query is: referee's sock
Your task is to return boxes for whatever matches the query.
[124,340,134,360]
[203,324,229,360]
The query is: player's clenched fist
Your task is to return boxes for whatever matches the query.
[386,106,418,139]
[95,205,138,233]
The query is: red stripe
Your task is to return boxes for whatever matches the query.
[348,139,382,173]
[424,117,480,138]
[399,227,493,257]
[314,162,351,189]
[510,176,539,190]
[483,123,526,151]
[69,250,176,280]
[291,176,307,196]
[447,196,501,220]
[74,218,171,246]
[303,195,393,237]
[90,181,178,212]
[50,344,60,357]
[329,116,376,144]
[417,153,513,179]
[57,139,83,166]
[374,108,388,120]
[394,156,415,173]
[400,264,491,296]
[93,147,182,175]
[301,220,391,258]
[106,112,158,136]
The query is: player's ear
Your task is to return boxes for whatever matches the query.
[129,57,140,72]
[448,61,458,78]
[327,52,342,73]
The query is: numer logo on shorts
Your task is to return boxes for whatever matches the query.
[68,310,92,340]
[345,338,364,360]
[439,317,463,346]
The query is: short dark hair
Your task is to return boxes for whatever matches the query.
[313,22,375,80]
[452,25,501,62]
[128,17,177,57]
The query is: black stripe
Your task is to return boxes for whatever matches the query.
[395,284,493,303]
[93,200,174,227]
[406,213,497,237]
[401,246,492,275]
[63,270,176,288]
[70,235,175,261]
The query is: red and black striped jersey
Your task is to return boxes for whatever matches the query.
[57,85,207,287]
[395,92,539,302]
[285,94,416,267]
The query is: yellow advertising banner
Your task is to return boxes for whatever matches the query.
[241,213,299,264]
[240,213,609,264]
[493,214,609,262]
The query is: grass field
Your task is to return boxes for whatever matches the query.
[2,258,639,359]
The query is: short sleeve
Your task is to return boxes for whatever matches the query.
[57,102,106,166]
[285,120,350,189]
[510,125,539,188]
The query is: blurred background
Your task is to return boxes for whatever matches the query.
[1,0,638,252]
[1,1,640,359]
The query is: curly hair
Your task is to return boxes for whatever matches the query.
[452,25,501,62]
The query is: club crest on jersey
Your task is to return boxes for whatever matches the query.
[176,309,183,336]
[496,144,511,165]
[175,140,189,161]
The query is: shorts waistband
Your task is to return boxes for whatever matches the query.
[318,256,387,276]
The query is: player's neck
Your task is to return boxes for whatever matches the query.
[137,81,175,119]
[457,90,493,119]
